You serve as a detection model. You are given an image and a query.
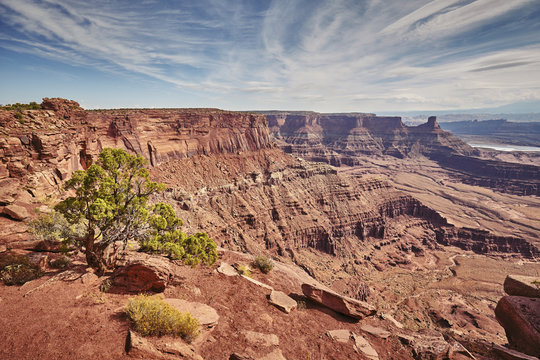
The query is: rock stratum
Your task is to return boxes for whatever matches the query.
[265,112,540,195]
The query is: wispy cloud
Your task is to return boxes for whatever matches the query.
[0,0,539,111]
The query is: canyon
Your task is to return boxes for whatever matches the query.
[0,98,539,359]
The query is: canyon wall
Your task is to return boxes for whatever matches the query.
[0,99,537,263]
[267,112,540,195]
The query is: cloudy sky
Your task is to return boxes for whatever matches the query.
[1,0,539,112]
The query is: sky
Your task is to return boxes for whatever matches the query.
[1,0,540,113]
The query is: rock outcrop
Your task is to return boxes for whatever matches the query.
[504,275,540,298]
[301,283,376,319]
[111,253,173,293]
[266,111,540,195]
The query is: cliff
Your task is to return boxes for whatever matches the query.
[267,112,540,195]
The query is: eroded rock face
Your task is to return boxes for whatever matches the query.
[301,283,376,319]
[495,296,540,357]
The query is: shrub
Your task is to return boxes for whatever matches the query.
[125,294,199,340]
[100,278,111,293]
[50,255,71,269]
[0,253,42,285]
[252,255,274,274]
[237,264,251,277]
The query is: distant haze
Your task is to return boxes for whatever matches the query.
[1,0,540,113]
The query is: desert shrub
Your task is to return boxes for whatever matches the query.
[125,294,199,340]
[100,278,111,293]
[0,253,42,285]
[236,264,251,277]
[252,255,274,274]
[29,210,85,245]
[49,255,71,269]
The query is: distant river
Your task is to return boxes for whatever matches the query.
[468,143,540,152]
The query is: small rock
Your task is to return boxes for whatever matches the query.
[241,274,273,291]
[327,329,351,343]
[2,204,31,221]
[504,275,540,298]
[164,298,219,327]
[80,272,99,285]
[216,262,238,277]
[380,312,404,329]
[229,354,254,360]
[157,341,203,360]
[259,348,287,360]
[243,330,280,347]
[268,290,297,313]
[351,333,379,360]
[360,324,391,339]
[302,283,376,319]
[125,330,168,359]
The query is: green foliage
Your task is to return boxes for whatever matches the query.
[139,203,218,266]
[54,148,164,272]
[125,294,199,340]
[252,255,274,274]
[237,264,251,277]
[0,253,42,285]
[0,101,42,111]
[29,210,85,244]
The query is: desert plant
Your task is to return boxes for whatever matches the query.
[49,255,71,269]
[0,253,42,285]
[237,264,251,277]
[125,294,199,340]
[252,255,274,274]
[100,278,111,293]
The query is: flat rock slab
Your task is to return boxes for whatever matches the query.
[495,296,540,358]
[352,333,379,360]
[164,298,219,327]
[504,275,540,298]
[360,324,391,339]
[2,204,30,221]
[327,329,351,343]
[268,290,297,313]
[301,283,376,319]
[241,274,273,291]
[243,331,279,347]
[492,344,539,360]
[259,348,287,360]
[217,262,238,277]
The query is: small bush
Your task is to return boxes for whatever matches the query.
[125,294,199,340]
[0,253,42,285]
[237,264,251,277]
[50,255,71,269]
[100,278,111,293]
[252,255,274,274]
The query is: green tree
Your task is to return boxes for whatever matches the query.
[55,148,164,273]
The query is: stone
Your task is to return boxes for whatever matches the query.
[360,324,391,339]
[326,329,351,343]
[351,333,379,360]
[492,344,539,360]
[111,253,173,293]
[229,354,254,360]
[409,330,453,360]
[504,275,540,298]
[243,330,280,347]
[259,348,287,360]
[156,341,203,360]
[0,163,8,179]
[164,298,219,327]
[80,272,99,285]
[125,330,169,359]
[301,283,376,319]
[380,312,404,329]
[495,296,540,357]
[241,274,273,291]
[268,290,297,313]
[216,262,238,276]
[2,204,31,221]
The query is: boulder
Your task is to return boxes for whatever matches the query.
[504,275,540,298]
[216,262,238,276]
[268,290,297,313]
[163,298,219,327]
[301,283,376,319]
[125,330,170,359]
[495,296,540,357]
[111,253,173,293]
[2,204,31,221]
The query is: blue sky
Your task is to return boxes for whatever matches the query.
[1,0,540,112]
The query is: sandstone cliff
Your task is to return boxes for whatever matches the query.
[266,112,540,195]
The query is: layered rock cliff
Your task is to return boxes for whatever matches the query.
[267,112,540,195]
